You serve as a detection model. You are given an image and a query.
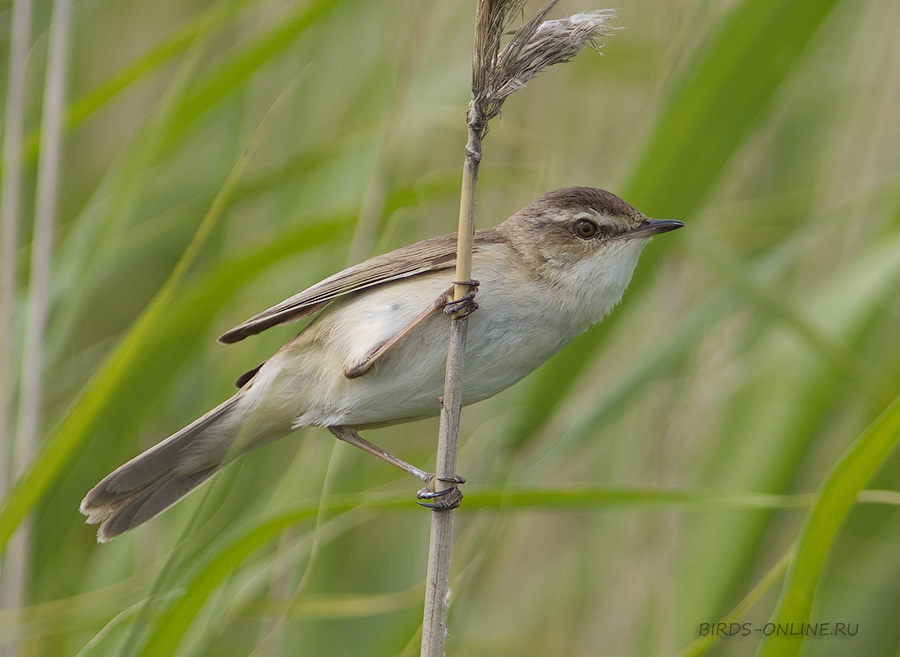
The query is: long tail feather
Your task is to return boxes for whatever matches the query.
[81,395,242,542]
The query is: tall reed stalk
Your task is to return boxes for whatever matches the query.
[0,1,32,651]
[1,0,71,655]
[420,3,615,654]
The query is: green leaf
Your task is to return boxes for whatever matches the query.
[755,395,900,657]
[136,485,815,656]
[164,0,342,146]
[625,0,844,217]
[0,100,272,554]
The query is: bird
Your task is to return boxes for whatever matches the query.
[81,187,683,541]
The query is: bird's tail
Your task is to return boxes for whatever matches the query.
[81,394,246,542]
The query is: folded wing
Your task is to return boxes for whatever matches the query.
[218,230,501,344]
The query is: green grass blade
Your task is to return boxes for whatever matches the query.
[0,103,271,554]
[135,498,368,657]
[755,395,900,657]
[134,485,816,656]
[625,0,843,217]
[14,0,255,171]
[64,0,253,132]
[686,231,890,401]
[164,0,341,146]
[677,548,793,657]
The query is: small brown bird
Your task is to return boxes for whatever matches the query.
[81,187,682,541]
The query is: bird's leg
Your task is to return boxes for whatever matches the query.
[414,278,479,510]
[342,280,480,379]
[329,426,431,481]
[328,426,465,509]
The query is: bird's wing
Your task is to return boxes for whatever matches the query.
[218,230,500,344]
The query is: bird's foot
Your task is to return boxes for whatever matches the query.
[442,280,480,318]
[416,475,466,510]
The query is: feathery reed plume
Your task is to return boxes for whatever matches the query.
[471,3,617,134]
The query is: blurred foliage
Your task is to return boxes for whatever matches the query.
[2,0,900,655]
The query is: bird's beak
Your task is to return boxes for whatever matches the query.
[624,218,685,239]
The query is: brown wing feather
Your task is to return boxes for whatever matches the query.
[218,230,501,344]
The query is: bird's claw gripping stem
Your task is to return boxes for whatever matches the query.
[443,280,480,318]
[416,475,466,510]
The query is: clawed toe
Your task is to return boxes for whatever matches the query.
[416,474,466,510]
[443,295,478,317]
[417,486,464,510]
[442,280,480,318]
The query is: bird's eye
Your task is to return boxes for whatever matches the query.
[573,218,599,239]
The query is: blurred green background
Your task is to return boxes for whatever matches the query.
[2,0,900,655]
